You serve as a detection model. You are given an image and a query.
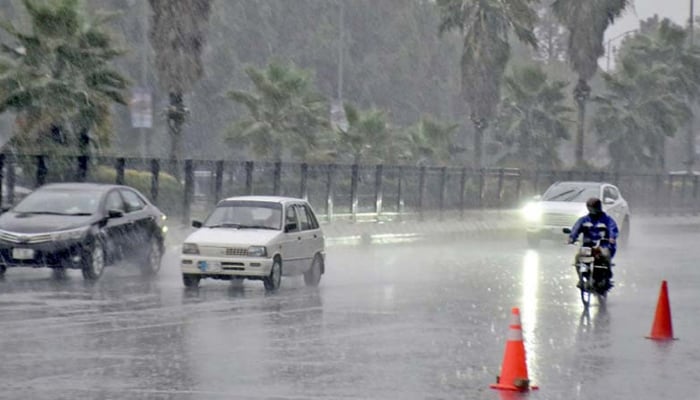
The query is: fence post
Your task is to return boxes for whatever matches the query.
[680,173,688,214]
[76,155,88,182]
[326,164,335,223]
[214,160,224,203]
[497,168,505,210]
[478,168,486,209]
[667,174,674,216]
[418,166,426,220]
[515,170,522,206]
[439,167,447,220]
[115,158,125,185]
[374,164,384,219]
[299,163,308,200]
[273,161,282,196]
[693,175,699,216]
[183,160,194,225]
[245,161,254,195]
[0,154,4,208]
[150,159,160,205]
[653,174,661,216]
[35,155,47,187]
[459,167,467,218]
[350,164,359,222]
[396,166,404,220]
[6,155,15,206]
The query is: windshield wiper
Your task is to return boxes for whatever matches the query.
[237,225,277,230]
[545,189,575,201]
[563,188,586,202]
[206,223,240,229]
[17,211,89,216]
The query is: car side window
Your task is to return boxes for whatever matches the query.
[296,205,311,231]
[120,189,146,213]
[105,191,125,213]
[302,205,319,230]
[285,205,299,232]
[604,187,618,201]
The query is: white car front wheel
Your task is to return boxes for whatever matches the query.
[264,259,282,291]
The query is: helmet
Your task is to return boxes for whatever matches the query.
[586,197,602,216]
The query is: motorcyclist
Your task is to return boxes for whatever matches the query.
[568,197,619,288]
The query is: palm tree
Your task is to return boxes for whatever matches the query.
[149,0,212,171]
[494,64,572,169]
[0,0,128,164]
[593,60,685,172]
[551,0,629,166]
[227,62,329,161]
[399,117,460,166]
[437,0,538,168]
[337,104,392,165]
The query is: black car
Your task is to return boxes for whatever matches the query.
[0,183,167,280]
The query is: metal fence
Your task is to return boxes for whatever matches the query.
[0,154,697,223]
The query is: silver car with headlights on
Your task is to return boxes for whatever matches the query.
[521,181,631,247]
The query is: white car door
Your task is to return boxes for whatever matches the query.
[280,204,303,275]
[295,204,322,273]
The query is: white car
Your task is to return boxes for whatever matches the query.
[181,196,325,290]
[522,181,631,247]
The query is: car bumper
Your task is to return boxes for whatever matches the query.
[181,255,273,278]
[0,240,88,269]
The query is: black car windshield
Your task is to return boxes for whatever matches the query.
[542,184,599,202]
[13,189,102,215]
[204,201,282,230]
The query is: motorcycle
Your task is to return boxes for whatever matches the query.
[563,223,613,308]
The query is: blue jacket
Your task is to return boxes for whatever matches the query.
[569,212,619,254]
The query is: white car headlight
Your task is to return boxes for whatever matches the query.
[247,246,267,257]
[522,202,542,222]
[52,226,89,241]
[182,243,199,255]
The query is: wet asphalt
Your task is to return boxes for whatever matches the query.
[0,218,698,399]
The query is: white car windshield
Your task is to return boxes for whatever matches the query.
[204,201,282,230]
[542,185,599,202]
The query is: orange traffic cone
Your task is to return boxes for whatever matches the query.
[490,307,538,391]
[646,280,677,340]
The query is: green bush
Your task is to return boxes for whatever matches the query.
[89,166,185,217]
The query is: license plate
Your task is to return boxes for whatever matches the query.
[12,248,35,260]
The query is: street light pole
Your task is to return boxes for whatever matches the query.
[604,29,638,71]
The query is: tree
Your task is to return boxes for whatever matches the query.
[534,0,568,64]
[494,64,572,169]
[594,18,700,172]
[0,0,128,166]
[336,103,392,165]
[437,0,538,168]
[227,61,330,161]
[398,117,460,166]
[551,0,629,166]
[149,0,212,170]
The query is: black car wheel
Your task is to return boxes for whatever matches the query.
[303,255,322,287]
[140,236,163,277]
[82,241,106,281]
[263,259,282,292]
[183,274,200,288]
[0,265,5,278]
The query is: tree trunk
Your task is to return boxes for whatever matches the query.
[167,91,186,180]
[573,79,591,167]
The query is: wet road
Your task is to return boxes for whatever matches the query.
[0,220,698,399]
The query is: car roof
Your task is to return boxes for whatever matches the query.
[38,182,125,192]
[220,195,306,204]
[549,181,612,188]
